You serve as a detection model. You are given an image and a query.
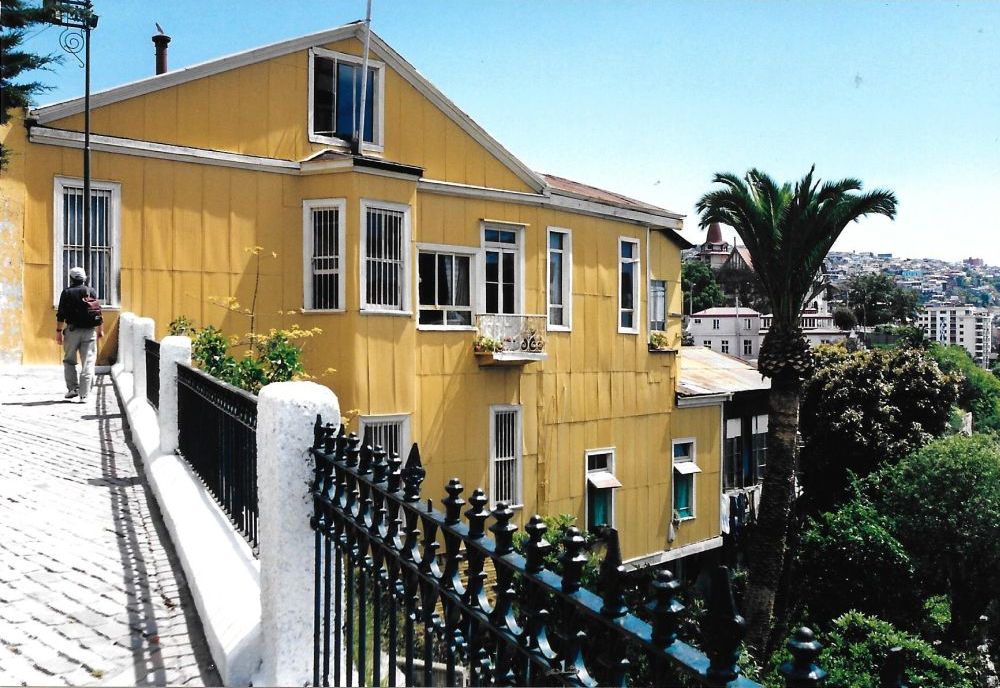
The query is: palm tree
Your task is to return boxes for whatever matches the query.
[696,167,897,652]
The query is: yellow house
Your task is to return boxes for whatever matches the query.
[0,23,725,566]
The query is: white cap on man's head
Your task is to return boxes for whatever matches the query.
[69,267,87,282]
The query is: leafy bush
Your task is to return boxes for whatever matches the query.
[797,500,919,628]
[191,326,235,379]
[765,612,973,688]
[930,344,1000,432]
[167,315,195,336]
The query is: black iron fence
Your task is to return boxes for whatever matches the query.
[144,338,160,409]
[309,419,833,687]
[177,363,259,551]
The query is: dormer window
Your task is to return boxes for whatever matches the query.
[309,48,384,148]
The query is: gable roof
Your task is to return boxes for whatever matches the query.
[29,22,547,192]
[541,174,676,216]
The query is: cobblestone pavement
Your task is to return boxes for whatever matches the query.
[0,367,220,687]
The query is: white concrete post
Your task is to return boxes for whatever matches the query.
[158,336,191,455]
[256,382,339,687]
[118,312,135,372]
[132,317,155,402]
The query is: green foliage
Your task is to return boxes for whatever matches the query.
[191,326,235,379]
[716,265,770,313]
[167,315,195,337]
[799,346,958,513]
[188,323,312,395]
[930,344,1000,432]
[258,330,305,384]
[1,0,64,169]
[649,331,671,350]
[867,434,1000,642]
[681,260,724,314]
[511,514,601,587]
[844,272,919,326]
[796,500,918,628]
[765,612,972,688]
[831,307,856,331]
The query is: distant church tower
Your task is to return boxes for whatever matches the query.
[697,222,731,270]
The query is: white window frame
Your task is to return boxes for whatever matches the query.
[360,199,412,315]
[584,448,617,530]
[53,176,122,308]
[489,404,523,508]
[618,237,641,334]
[743,339,753,356]
[416,242,478,331]
[358,413,412,461]
[302,198,347,312]
[480,222,525,316]
[546,227,572,332]
[308,47,386,153]
[712,319,720,330]
[703,340,712,349]
[721,339,730,354]
[671,437,699,521]
[649,278,667,332]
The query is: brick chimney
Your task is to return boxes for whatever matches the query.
[152,32,170,75]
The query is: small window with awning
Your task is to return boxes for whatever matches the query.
[672,439,698,519]
[586,450,620,531]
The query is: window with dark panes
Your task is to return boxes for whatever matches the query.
[363,204,407,311]
[548,229,570,328]
[312,53,376,143]
[619,239,639,331]
[418,250,472,326]
[483,226,519,315]
[56,179,119,306]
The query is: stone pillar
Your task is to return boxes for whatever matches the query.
[256,381,339,687]
[132,317,155,402]
[118,312,135,372]
[158,336,191,455]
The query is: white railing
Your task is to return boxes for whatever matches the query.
[474,314,547,356]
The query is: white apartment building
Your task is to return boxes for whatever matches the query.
[760,309,849,349]
[688,308,763,360]
[917,305,993,368]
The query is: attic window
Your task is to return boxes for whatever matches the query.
[310,48,383,147]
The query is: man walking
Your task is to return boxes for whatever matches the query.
[56,267,103,402]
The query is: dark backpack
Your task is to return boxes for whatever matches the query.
[79,292,103,327]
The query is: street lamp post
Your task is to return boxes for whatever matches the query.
[44,1,98,285]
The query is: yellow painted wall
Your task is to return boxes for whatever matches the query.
[1,116,27,364]
[669,404,724,551]
[50,38,532,193]
[10,36,717,563]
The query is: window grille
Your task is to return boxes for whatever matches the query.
[308,206,342,310]
[60,184,114,305]
[361,419,404,460]
[491,407,521,506]
[364,205,406,310]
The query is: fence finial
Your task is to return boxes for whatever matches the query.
[464,489,490,539]
[879,645,906,688]
[703,566,747,685]
[402,444,425,502]
[443,478,465,525]
[560,527,588,594]
[386,450,403,493]
[359,442,373,475]
[648,569,684,647]
[489,502,518,555]
[524,515,552,573]
[345,432,361,468]
[324,422,338,454]
[598,528,628,618]
[372,444,388,483]
[312,414,323,450]
[780,626,827,688]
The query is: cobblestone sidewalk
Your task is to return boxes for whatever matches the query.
[0,367,220,687]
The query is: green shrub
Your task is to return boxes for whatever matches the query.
[765,612,972,688]
[191,326,236,379]
[167,315,195,336]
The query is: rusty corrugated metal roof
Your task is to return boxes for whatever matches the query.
[541,173,671,215]
[677,346,770,397]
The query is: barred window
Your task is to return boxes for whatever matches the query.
[359,415,410,461]
[54,178,120,306]
[303,200,345,311]
[490,406,522,507]
[362,202,410,312]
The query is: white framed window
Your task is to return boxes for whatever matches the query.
[309,47,385,150]
[585,448,621,531]
[752,414,768,479]
[481,223,524,315]
[721,339,730,354]
[547,228,572,330]
[302,199,346,311]
[359,414,412,462]
[723,418,743,491]
[672,438,701,520]
[649,279,667,331]
[703,340,712,348]
[53,177,121,307]
[490,405,523,508]
[417,244,476,328]
[743,339,753,356]
[712,319,720,330]
[744,318,752,330]
[619,237,640,333]
[360,200,411,314]
[694,318,702,324]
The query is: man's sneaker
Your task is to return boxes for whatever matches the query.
[64,390,78,399]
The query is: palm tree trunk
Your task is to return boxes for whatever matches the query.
[744,376,800,653]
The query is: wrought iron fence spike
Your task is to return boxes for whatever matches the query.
[524,515,552,573]
[598,528,628,618]
[443,478,465,525]
[559,527,588,594]
[464,488,490,539]
[489,502,518,555]
[647,569,684,647]
[704,566,748,685]
[780,626,828,688]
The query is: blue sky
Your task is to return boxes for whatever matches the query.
[20,1,1000,264]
